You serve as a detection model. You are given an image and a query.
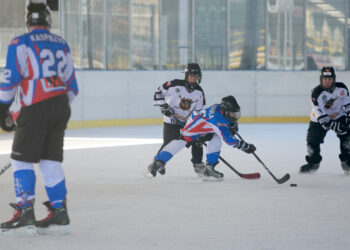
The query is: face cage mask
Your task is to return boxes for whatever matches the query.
[225,110,241,124]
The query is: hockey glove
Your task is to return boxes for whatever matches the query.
[229,121,239,135]
[0,103,16,132]
[236,140,256,154]
[160,104,175,117]
[323,120,347,135]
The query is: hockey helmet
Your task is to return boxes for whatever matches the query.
[184,63,202,92]
[25,2,51,29]
[320,66,336,91]
[220,95,241,123]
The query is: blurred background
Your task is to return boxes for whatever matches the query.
[1,0,350,71]
[1,0,350,126]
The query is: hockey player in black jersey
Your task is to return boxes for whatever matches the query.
[151,63,206,177]
[300,66,350,174]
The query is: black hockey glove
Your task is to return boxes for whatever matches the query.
[0,103,16,132]
[323,119,347,135]
[229,121,239,136]
[236,140,256,154]
[160,104,175,117]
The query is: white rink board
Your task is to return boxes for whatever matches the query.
[70,70,350,121]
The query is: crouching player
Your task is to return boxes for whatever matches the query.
[145,95,256,181]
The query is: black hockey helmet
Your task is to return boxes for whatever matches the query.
[184,63,202,92]
[220,95,241,123]
[25,2,51,29]
[320,66,336,91]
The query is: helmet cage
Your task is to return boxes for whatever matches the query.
[220,95,241,124]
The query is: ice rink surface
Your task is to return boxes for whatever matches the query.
[0,123,349,250]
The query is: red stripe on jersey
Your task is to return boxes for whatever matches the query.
[187,122,213,134]
[27,56,34,79]
[33,44,43,64]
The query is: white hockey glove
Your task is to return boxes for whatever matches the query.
[160,104,175,117]
[236,140,256,154]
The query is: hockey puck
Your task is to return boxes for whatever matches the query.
[290,183,297,187]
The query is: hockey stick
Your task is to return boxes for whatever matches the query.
[235,133,290,184]
[0,162,11,176]
[203,142,260,179]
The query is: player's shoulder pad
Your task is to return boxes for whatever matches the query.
[335,82,348,91]
[193,84,204,93]
[311,85,323,105]
[311,85,323,99]
[162,79,185,89]
[8,33,26,47]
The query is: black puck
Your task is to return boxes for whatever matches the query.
[290,183,297,187]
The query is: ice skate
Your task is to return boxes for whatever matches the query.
[0,202,36,236]
[144,160,165,178]
[299,163,320,173]
[341,161,350,175]
[35,201,70,235]
[193,163,206,177]
[202,163,223,182]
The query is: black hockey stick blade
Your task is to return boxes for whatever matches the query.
[235,133,290,184]
[276,173,290,184]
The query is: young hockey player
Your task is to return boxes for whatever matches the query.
[146,95,256,181]
[300,66,350,174]
[0,2,78,235]
[152,63,206,177]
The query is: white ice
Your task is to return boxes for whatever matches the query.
[0,123,349,250]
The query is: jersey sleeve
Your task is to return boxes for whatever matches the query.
[153,81,173,106]
[311,87,329,123]
[220,125,239,146]
[63,46,79,103]
[338,82,350,113]
[0,40,23,105]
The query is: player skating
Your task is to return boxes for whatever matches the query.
[146,95,256,181]
[0,2,79,236]
[152,63,206,177]
[300,66,350,174]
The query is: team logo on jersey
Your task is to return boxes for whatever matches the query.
[329,112,339,119]
[179,98,192,110]
[324,98,336,109]
[340,90,345,96]
[10,39,19,45]
[176,88,180,93]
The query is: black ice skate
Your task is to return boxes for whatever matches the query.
[202,163,224,182]
[35,200,70,235]
[299,163,320,173]
[145,160,165,178]
[0,202,36,236]
[341,160,350,175]
[193,163,206,177]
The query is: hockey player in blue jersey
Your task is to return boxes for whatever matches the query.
[0,2,78,235]
[146,95,256,181]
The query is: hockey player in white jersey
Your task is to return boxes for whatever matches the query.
[150,63,206,177]
[300,66,350,174]
[146,95,256,181]
[0,2,78,235]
